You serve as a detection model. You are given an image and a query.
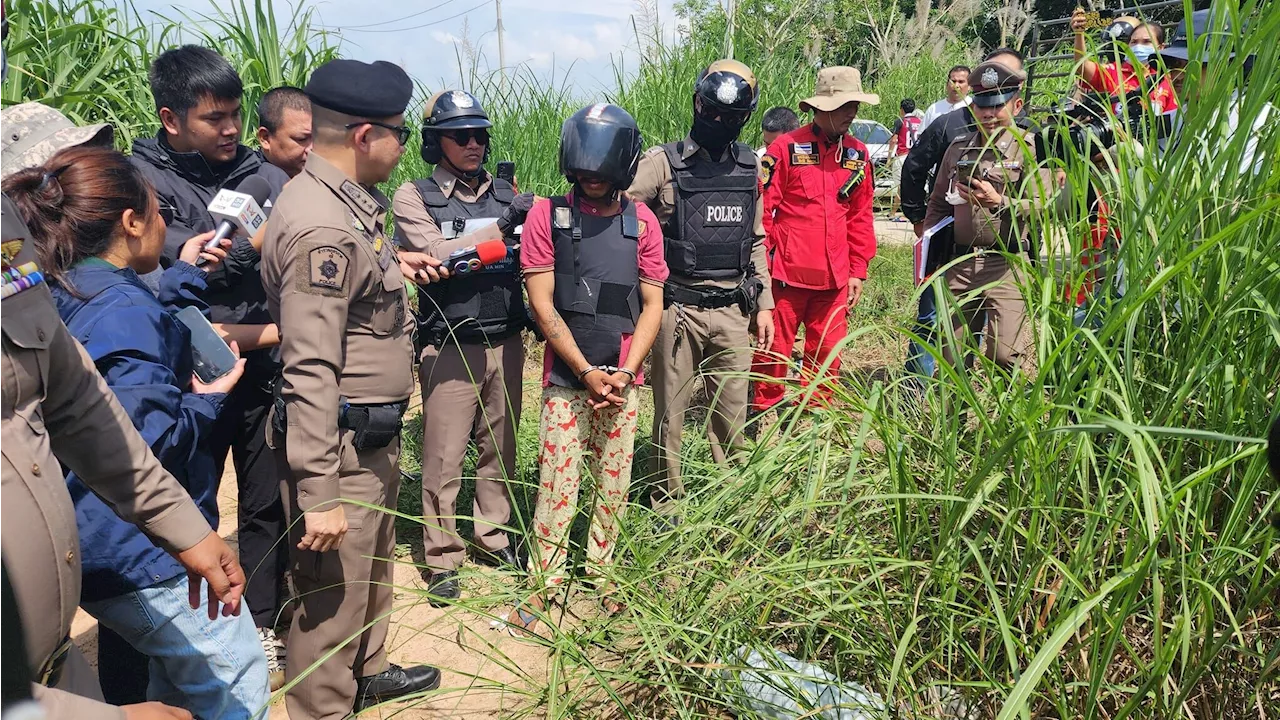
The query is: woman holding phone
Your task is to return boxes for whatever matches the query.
[3,146,269,719]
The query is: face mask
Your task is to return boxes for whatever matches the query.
[1129,44,1155,67]
[690,112,741,153]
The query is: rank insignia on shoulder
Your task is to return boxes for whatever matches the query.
[1,239,24,266]
[553,206,573,229]
[307,245,349,293]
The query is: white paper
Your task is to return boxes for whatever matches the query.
[914,216,953,285]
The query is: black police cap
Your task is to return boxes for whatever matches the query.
[305,59,413,118]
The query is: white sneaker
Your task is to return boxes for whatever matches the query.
[258,627,286,691]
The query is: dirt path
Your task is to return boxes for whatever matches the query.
[72,459,551,719]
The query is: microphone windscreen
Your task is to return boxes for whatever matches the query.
[474,240,510,266]
[237,176,273,207]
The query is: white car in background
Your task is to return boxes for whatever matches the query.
[849,119,897,201]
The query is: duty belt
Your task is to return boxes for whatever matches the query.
[422,324,523,348]
[663,283,739,310]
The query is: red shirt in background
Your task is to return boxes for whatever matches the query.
[760,123,877,289]
[1083,61,1180,114]
[521,192,668,386]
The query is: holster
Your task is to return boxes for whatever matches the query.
[269,373,287,444]
[737,271,763,316]
[339,397,407,451]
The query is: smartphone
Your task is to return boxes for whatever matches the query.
[495,161,516,184]
[955,159,981,183]
[174,306,239,383]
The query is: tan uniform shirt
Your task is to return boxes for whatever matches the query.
[391,166,504,257]
[627,137,775,310]
[923,125,1051,249]
[260,153,415,513]
[1,196,211,719]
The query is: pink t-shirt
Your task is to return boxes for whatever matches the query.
[521,192,668,386]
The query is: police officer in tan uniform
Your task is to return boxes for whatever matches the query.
[1,195,247,720]
[391,90,535,602]
[260,59,440,719]
[923,60,1051,373]
[626,59,774,516]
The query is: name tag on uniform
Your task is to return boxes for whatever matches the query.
[841,146,867,172]
[704,204,745,226]
[999,161,1022,170]
[790,142,818,165]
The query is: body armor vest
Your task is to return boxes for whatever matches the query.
[548,196,641,389]
[661,140,756,279]
[400,175,526,343]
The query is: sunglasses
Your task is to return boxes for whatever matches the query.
[158,199,176,226]
[346,120,412,146]
[442,128,490,146]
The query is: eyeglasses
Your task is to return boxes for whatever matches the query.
[442,128,490,146]
[157,199,176,226]
[346,120,412,146]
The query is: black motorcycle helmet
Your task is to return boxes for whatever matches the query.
[1099,16,1139,55]
[693,58,758,130]
[420,89,493,165]
[559,103,643,190]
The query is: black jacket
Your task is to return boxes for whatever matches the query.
[130,134,288,327]
[899,105,976,226]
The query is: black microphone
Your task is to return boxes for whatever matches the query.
[197,176,273,265]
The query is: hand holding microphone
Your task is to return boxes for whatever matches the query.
[197,176,273,266]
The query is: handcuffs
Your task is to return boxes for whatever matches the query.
[578,365,636,383]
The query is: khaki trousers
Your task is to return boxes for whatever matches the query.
[650,302,752,511]
[418,334,522,571]
[279,432,400,720]
[943,252,1033,373]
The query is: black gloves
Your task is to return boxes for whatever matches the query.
[497,193,536,237]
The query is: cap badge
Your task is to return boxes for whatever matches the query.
[982,67,999,89]
[715,78,739,105]
[450,90,474,108]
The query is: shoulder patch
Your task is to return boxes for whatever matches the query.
[340,180,379,217]
[759,154,777,189]
[637,219,648,236]
[296,243,350,297]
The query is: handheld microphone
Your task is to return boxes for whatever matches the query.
[445,240,513,275]
[198,176,272,264]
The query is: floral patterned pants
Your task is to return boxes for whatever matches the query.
[528,385,640,587]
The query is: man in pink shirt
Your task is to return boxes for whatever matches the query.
[508,103,667,634]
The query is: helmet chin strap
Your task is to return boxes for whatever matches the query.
[441,155,485,181]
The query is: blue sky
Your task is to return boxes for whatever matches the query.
[130,0,684,96]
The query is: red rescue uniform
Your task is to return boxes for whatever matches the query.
[751,122,877,411]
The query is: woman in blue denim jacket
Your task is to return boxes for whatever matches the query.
[3,146,269,719]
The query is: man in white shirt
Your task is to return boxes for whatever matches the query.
[921,65,972,130]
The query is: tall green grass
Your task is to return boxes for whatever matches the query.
[389,4,1278,719]
[2,0,337,148]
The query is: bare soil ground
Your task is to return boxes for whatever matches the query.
[69,220,918,718]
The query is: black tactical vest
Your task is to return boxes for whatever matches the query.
[398,175,526,344]
[661,140,756,279]
[547,195,641,389]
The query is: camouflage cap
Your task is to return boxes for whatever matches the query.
[1,102,114,180]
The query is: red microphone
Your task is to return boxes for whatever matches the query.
[445,240,512,275]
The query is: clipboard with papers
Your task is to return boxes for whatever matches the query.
[913,216,953,286]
